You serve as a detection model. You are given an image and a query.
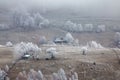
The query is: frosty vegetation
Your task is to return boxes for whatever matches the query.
[114,32,120,47]
[46,47,58,59]
[12,8,50,30]
[14,42,42,60]
[16,68,78,80]
[6,41,13,47]
[96,25,106,33]
[86,41,104,49]
[64,32,74,44]
[0,65,10,80]
[81,47,88,55]
[80,41,104,51]
[64,21,106,33]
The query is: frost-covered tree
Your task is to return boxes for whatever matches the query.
[46,47,58,59]
[96,25,106,33]
[114,32,120,47]
[6,41,13,47]
[27,69,38,80]
[64,21,77,32]
[87,41,104,49]
[33,13,44,27]
[39,19,50,28]
[37,70,44,80]
[0,68,7,80]
[64,21,83,32]
[34,13,50,28]
[23,16,35,29]
[84,24,93,32]
[64,32,74,43]
[29,69,44,80]
[16,68,78,80]
[58,68,67,80]
[16,71,27,80]
[81,47,88,55]
[4,65,9,72]
[77,24,83,32]
[14,42,42,59]
[12,8,30,28]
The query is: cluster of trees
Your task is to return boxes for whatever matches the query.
[80,41,103,55]
[14,42,61,60]
[16,68,78,80]
[14,42,42,59]
[86,41,104,49]
[64,21,106,33]
[12,9,50,30]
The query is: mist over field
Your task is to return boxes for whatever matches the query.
[1,0,120,80]
[0,0,120,18]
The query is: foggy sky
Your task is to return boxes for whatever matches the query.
[0,0,120,18]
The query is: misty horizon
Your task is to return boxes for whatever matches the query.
[0,0,120,18]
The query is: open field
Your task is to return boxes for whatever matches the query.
[0,46,120,80]
[0,47,13,67]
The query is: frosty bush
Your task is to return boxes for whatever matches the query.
[14,42,42,59]
[39,19,50,28]
[81,47,88,55]
[16,68,78,80]
[6,42,13,47]
[4,65,9,72]
[64,32,74,43]
[46,47,58,59]
[87,41,104,49]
